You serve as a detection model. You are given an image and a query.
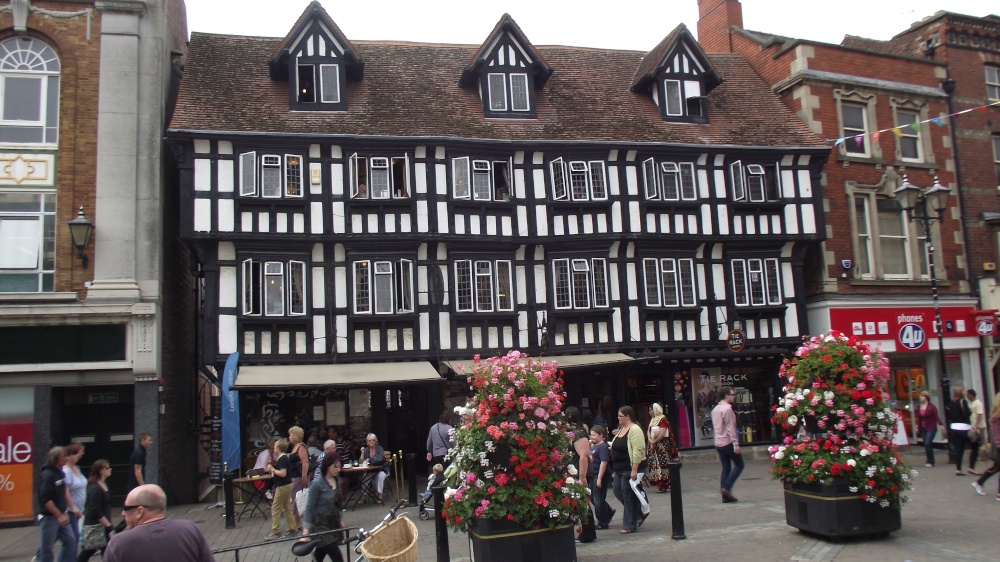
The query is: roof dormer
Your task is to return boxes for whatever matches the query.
[460,14,552,119]
[630,25,722,124]
[268,1,363,112]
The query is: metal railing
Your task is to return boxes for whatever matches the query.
[211,526,359,562]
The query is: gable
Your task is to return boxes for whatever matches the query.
[483,31,534,72]
[288,19,347,61]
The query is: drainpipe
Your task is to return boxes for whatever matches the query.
[941,78,992,398]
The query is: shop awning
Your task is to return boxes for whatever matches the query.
[232,361,442,389]
[443,353,633,374]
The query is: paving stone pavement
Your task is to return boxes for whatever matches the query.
[2,449,996,561]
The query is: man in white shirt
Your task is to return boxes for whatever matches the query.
[712,388,743,503]
[967,389,986,475]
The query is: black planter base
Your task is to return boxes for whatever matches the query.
[784,480,901,539]
[469,518,576,562]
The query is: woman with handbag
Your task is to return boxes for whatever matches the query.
[916,391,945,468]
[972,393,1000,499]
[77,460,113,562]
[299,454,345,562]
[609,405,648,534]
[945,386,973,475]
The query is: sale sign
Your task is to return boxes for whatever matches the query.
[0,387,34,523]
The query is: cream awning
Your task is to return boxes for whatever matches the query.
[443,353,633,374]
[232,361,442,389]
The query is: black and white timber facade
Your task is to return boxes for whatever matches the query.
[168,3,830,457]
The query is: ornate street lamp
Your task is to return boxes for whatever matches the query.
[894,175,953,404]
[67,206,95,267]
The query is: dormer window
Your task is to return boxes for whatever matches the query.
[664,80,704,118]
[631,26,721,124]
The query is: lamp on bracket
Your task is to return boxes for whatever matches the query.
[537,311,548,351]
[67,206,94,268]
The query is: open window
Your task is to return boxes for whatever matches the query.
[452,157,511,201]
[350,153,410,200]
[353,259,414,314]
[241,258,307,317]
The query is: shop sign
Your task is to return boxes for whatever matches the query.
[829,306,977,352]
[727,329,746,352]
[973,311,997,336]
[0,420,33,522]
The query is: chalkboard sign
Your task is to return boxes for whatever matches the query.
[208,413,222,484]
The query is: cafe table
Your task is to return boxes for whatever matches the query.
[341,463,385,511]
[232,473,273,520]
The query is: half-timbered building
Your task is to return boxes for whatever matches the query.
[168,2,829,464]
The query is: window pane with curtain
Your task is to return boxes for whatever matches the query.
[841,103,867,155]
[877,199,909,276]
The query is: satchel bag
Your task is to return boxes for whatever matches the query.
[968,426,981,444]
[81,523,107,550]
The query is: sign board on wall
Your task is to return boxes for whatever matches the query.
[828,306,977,352]
[0,388,34,523]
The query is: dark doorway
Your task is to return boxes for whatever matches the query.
[60,385,135,505]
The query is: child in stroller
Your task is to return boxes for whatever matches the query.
[418,463,445,520]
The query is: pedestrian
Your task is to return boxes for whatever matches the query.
[300,454,346,562]
[645,403,678,493]
[916,390,945,467]
[565,406,594,543]
[102,484,214,562]
[966,389,987,475]
[287,426,310,531]
[425,409,454,467]
[945,386,972,476]
[266,438,298,539]
[588,425,615,529]
[77,459,114,562]
[37,446,78,562]
[972,393,1000,499]
[712,387,744,503]
[609,406,648,534]
[62,443,87,542]
[126,433,152,495]
[252,437,277,499]
[313,439,337,480]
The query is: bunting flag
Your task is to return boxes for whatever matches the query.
[828,99,1000,146]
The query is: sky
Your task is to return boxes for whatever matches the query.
[185,0,997,52]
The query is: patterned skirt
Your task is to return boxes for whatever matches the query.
[646,435,679,489]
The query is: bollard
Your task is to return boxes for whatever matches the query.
[667,460,685,540]
[432,484,450,562]
[406,453,419,507]
[222,466,235,529]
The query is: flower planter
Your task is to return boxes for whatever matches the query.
[468,517,576,562]
[784,479,901,539]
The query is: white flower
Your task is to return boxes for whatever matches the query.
[787,415,799,426]
[773,450,784,460]
[824,391,835,400]
[566,475,576,485]
[849,486,859,493]
[549,509,560,518]
[859,448,870,457]
[444,487,457,499]
[846,459,856,467]
[567,464,578,476]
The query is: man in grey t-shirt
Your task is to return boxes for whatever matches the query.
[104,485,214,562]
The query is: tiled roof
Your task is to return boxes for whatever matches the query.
[169,33,826,149]
[460,13,552,88]
[840,35,915,58]
[630,25,684,90]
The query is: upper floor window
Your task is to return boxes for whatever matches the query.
[730,161,780,203]
[642,258,696,307]
[642,158,696,201]
[663,79,704,118]
[488,72,529,112]
[549,158,607,201]
[298,62,340,104]
[552,258,609,310]
[0,37,59,145]
[452,157,511,201]
[894,107,924,163]
[987,66,999,101]
[454,259,513,312]
[242,259,307,316]
[350,154,409,200]
[731,258,782,307]
[353,259,414,314]
[0,192,54,292]
[239,152,304,198]
[852,194,927,280]
[841,102,868,156]
[993,136,1000,187]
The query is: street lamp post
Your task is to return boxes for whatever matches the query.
[894,175,953,405]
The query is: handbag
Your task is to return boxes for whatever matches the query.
[968,426,981,444]
[81,523,107,550]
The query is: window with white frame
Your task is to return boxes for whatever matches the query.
[349,153,410,199]
[840,102,869,156]
[239,152,305,198]
[987,66,999,101]
[488,72,530,113]
[730,258,782,307]
[552,258,609,310]
[549,158,607,201]
[663,79,703,118]
[642,258,696,307]
[642,158,696,201]
[896,109,921,162]
[451,157,511,201]
[993,136,1000,187]
[241,259,307,316]
[0,37,60,145]
[454,259,513,312]
[730,161,780,202]
[296,62,340,104]
[353,259,414,314]
[852,194,927,280]
[0,192,55,293]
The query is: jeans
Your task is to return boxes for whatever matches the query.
[716,444,745,492]
[589,476,613,526]
[949,429,969,471]
[38,514,78,562]
[920,427,937,466]
[611,470,639,531]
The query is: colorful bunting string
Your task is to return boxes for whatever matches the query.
[828,100,1000,147]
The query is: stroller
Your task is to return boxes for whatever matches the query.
[417,469,445,520]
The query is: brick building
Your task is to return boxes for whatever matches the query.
[0,0,196,518]
[697,0,987,428]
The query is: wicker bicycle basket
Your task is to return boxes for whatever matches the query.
[358,515,418,562]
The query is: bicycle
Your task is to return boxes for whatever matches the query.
[291,500,416,562]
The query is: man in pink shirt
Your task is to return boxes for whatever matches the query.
[712,387,743,503]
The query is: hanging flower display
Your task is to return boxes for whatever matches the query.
[769,331,916,509]
[441,350,590,532]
